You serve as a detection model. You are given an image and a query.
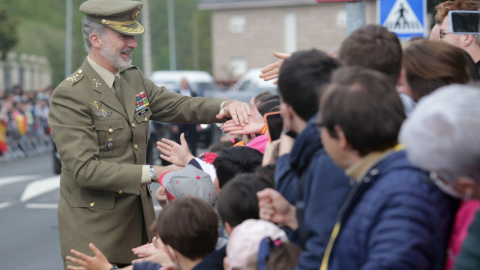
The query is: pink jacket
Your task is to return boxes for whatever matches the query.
[445,200,480,270]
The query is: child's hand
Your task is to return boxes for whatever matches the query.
[66,243,113,270]
[132,237,157,258]
[156,186,169,207]
[132,237,172,265]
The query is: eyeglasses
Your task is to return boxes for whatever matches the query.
[439,30,451,40]
[440,29,479,41]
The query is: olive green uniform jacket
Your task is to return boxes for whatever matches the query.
[48,59,223,264]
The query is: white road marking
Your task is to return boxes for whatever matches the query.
[0,202,13,209]
[20,176,60,202]
[0,175,42,187]
[25,203,58,209]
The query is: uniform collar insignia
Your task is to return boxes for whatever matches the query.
[93,78,102,88]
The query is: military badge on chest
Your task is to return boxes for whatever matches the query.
[95,109,112,119]
[135,91,150,117]
[106,138,114,150]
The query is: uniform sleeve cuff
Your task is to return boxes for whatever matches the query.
[141,165,151,185]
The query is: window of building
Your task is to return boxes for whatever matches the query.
[230,57,247,77]
[336,10,347,28]
[284,12,297,53]
[229,15,246,33]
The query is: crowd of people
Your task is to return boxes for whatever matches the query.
[0,85,53,159]
[47,0,480,270]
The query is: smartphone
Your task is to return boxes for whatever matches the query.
[449,10,480,34]
[264,112,283,142]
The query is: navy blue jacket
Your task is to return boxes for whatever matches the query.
[132,246,225,270]
[275,115,351,270]
[328,150,457,270]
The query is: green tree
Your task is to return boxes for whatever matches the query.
[0,4,18,60]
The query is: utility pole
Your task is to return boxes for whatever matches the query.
[65,0,72,77]
[192,12,199,70]
[346,0,366,36]
[142,0,152,78]
[167,0,177,70]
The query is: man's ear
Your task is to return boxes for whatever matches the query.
[281,103,293,120]
[334,125,350,150]
[89,33,103,48]
[463,34,476,47]
[224,222,233,236]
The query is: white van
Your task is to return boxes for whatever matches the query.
[225,68,278,103]
[150,70,219,97]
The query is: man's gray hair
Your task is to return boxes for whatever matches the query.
[82,17,107,49]
[400,84,480,183]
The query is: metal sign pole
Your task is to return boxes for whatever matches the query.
[346,0,366,36]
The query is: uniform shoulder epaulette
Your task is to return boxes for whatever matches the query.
[64,69,85,85]
[122,65,139,72]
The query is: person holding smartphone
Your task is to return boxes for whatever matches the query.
[431,0,480,77]
[226,49,349,270]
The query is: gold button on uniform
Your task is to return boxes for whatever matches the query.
[108,128,113,133]
[118,190,123,195]
[78,70,83,74]
[131,123,136,128]
[90,201,95,207]
[144,117,148,121]
[134,144,139,150]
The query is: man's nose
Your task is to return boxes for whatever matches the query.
[127,36,138,48]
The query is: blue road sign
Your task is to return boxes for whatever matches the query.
[378,0,426,39]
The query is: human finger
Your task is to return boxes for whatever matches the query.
[157,142,173,154]
[69,249,90,262]
[228,106,240,126]
[260,59,282,75]
[257,188,276,200]
[132,257,148,264]
[161,138,179,147]
[273,52,292,60]
[261,68,280,78]
[66,265,86,270]
[179,133,188,147]
[160,154,173,163]
[221,124,243,132]
[66,255,87,268]
[88,243,104,258]
[263,73,280,82]
[259,208,273,221]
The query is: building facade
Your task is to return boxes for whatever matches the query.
[198,0,377,81]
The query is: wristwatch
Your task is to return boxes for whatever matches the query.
[150,165,157,182]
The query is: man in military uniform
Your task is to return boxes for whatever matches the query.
[48,0,250,268]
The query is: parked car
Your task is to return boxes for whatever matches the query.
[212,68,278,103]
[150,70,220,97]
[150,70,223,151]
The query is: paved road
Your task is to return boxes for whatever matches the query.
[0,152,163,269]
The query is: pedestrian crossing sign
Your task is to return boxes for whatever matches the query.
[378,0,426,40]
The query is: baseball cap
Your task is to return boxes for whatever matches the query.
[159,165,217,206]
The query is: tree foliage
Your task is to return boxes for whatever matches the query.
[4,0,212,87]
[0,4,18,60]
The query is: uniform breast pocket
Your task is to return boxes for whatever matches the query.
[134,110,153,144]
[94,119,123,158]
